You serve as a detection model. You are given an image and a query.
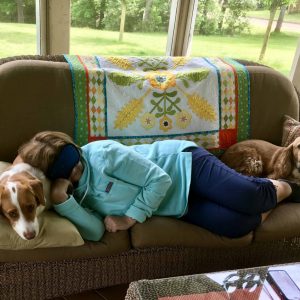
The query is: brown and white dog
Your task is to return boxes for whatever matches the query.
[0,163,50,240]
[220,137,300,182]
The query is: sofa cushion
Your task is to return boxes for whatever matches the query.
[130,216,253,248]
[0,211,84,250]
[254,202,300,241]
[0,60,74,162]
[247,66,299,145]
[0,162,86,250]
[0,230,131,262]
[281,114,300,146]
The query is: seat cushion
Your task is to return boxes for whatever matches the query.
[0,230,131,263]
[254,203,300,241]
[0,211,84,250]
[130,216,253,248]
[0,162,84,250]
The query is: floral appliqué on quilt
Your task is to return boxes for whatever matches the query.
[109,63,216,133]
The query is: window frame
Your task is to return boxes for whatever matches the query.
[166,0,198,56]
[36,0,70,55]
[291,40,300,91]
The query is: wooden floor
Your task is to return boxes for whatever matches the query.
[52,284,129,300]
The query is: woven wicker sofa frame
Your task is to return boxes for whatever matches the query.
[0,56,300,300]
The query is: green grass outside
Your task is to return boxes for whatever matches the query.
[192,26,299,76]
[0,23,37,57]
[70,27,168,56]
[0,22,299,76]
[247,9,300,23]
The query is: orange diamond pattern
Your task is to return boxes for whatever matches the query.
[84,59,105,137]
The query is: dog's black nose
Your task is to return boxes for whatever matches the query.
[23,231,36,240]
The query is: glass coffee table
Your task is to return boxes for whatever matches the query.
[125,263,300,300]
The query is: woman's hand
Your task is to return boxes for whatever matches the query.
[51,178,73,205]
[104,215,136,232]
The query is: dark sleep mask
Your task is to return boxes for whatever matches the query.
[47,144,81,180]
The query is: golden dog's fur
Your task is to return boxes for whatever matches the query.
[220,137,300,182]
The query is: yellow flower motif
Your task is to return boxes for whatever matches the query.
[146,71,176,90]
[176,110,192,129]
[159,116,173,132]
[140,113,156,130]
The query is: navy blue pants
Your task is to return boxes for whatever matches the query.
[182,147,277,238]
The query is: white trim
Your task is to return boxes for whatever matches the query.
[182,0,198,56]
[166,0,180,56]
[166,0,198,56]
[35,0,70,55]
[35,0,40,54]
[35,0,47,55]
[291,38,300,91]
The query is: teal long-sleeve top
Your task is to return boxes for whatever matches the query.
[54,139,197,241]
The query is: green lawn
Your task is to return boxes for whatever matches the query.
[247,9,300,23]
[70,27,168,56]
[0,23,37,57]
[192,26,299,76]
[0,22,299,76]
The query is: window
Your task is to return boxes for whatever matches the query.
[0,0,36,58]
[191,1,300,76]
[69,0,171,56]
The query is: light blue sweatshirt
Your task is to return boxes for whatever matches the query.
[54,139,197,241]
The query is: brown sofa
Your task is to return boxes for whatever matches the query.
[0,56,300,300]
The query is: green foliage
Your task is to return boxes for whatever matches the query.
[141,0,170,32]
[0,0,261,36]
[196,0,220,35]
[71,0,98,28]
[0,0,35,23]
[103,0,144,32]
[0,0,15,15]
[262,0,296,10]
[222,0,257,35]
[101,0,170,32]
[195,0,257,35]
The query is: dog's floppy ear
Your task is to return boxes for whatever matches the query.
[271,143,293,179]
[29,179,45,206]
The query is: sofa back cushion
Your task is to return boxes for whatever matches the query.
[0,60,74,162]
[248,66,299,144]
